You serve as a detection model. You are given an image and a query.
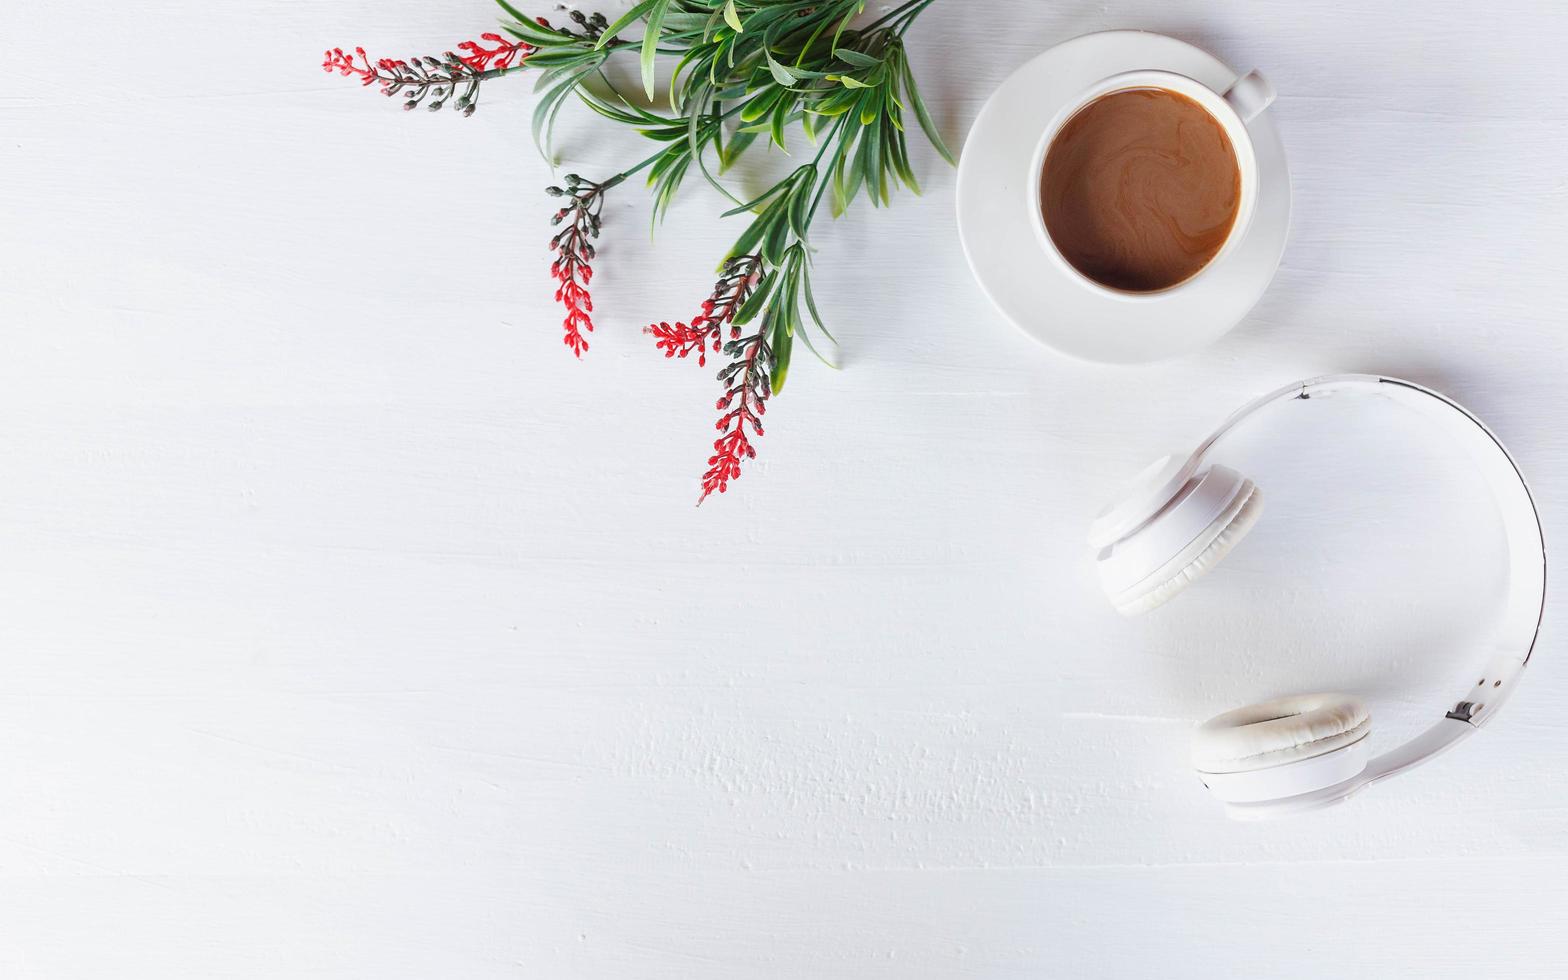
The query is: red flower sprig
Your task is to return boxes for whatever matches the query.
[700,256,772,502]
[454,33,533,72]
[702,324,775,503]
[646,319,714,365]
[548,174,621,357]
[322,46,390,87]
[322,33,533,115]
[647,256,762,368]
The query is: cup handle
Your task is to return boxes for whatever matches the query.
[1223,69,1275,124]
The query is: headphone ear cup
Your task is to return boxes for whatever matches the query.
[1192,693,1372,804]
[1107,479,1263,616]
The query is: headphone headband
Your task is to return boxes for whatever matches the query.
[1196,375,1546,815]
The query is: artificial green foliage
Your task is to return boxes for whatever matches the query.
[501,0,948,386]
[326,0,949,497]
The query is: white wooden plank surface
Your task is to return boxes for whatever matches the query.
[3,1,1567,976]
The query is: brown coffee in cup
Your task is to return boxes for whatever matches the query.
[1040,88,1241,292]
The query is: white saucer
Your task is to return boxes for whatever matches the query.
[955,31,1292,364]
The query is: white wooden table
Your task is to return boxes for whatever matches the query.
[3,1,1567,976]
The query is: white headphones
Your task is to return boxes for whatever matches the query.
[1089,375,1546,819]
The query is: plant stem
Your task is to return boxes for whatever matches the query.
[607,148,662,186]
[805,117,852,220]
[861,0,937,34]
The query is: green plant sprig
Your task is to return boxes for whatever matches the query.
[327,0,950,499]
[505,1,950,395]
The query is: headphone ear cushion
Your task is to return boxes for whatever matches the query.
[1113,483,1263,616]
[1192,693,1371,774]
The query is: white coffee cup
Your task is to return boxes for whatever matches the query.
[1026,69,1276,301]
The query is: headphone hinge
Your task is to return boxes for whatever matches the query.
[1445,701,1482,725]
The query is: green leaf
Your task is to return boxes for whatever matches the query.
[800,263,836,344]
[494,0,530,22]
[787,177,811,240]
[873,118,891,204]
[532,65,596,158]
[499,15,565,46]
[762,214,789,265]
[791,322,837,369]
[688,102,745,208]
[830,8,852,52]
[739,87,782,123]
[801,109,818,145]
[640,0,672,99]
[788,259,837,368]
[841,132,866,207]
[764,50,798,87]
[770,314,793,393]
[781,253,800,325]
[650,156,690,227]
[597,0,658,49]
[720,129,758,172]
[668,55,688,113]
[723,0,743,33]
[890,126,919,193]
[830,162,846,216]
[722,179,788,217]
[733,269,776,323]
[769,97,792,150]
[901,57,955,166]
[793,11,832,58]
[524,48,603,68]
[833,49,881,69]
[804,100,853,117]
[660,12,713,33]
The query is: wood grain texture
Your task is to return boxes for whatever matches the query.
[2,1,1567,976]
